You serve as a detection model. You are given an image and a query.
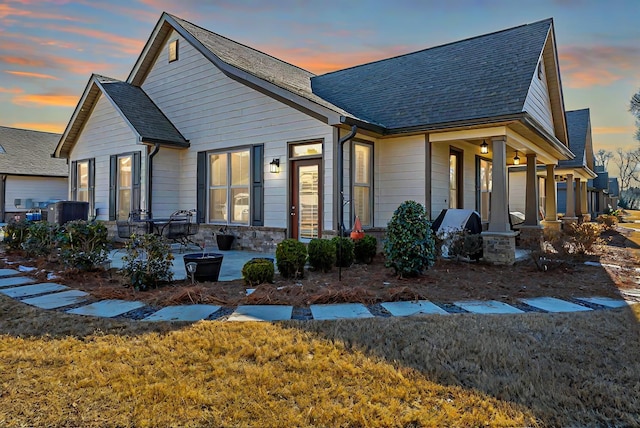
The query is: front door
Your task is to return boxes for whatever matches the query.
[290,159,322,241]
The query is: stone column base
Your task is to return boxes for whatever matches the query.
[561,217,578,229]
[541,220,562,231]
[517,225,544,251]
[481,231,518,266]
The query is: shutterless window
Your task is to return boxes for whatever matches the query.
[449,149,463,209]
[169,39,178,62]
[76,161,89,203]
[208,149,250,224]
[353,142,372,227]
[117,155,132,220]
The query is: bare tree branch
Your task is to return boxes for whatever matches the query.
[614,148,640,192]
[595,149,613,168]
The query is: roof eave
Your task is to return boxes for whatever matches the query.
[141,137,190,148]
[521,113,574,160]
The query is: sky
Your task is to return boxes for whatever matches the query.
[1,0,639,164]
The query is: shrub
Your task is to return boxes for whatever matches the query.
[308,238,336,272]
[242,258,275,286]
[23,221,60,258]
[596,214,618,230]
[383,200,437,278]
[57,220,110,270]
[564,222,604,254]
[3,218,30,251]
[275,239,307,279]
[121,234,174,290]
[354,235,377,264]
[448,230,483,261]
[332,236,355,267]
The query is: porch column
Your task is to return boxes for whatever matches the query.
[523,153,539,226]
[544,165,558,221]
[565,173,576,219]
[487,137,510,232]
[574,178,582,218]
[580,181,589,221]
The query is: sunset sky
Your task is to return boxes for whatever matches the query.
[1,0,639,160]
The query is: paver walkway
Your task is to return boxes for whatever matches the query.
[0,268,637,322]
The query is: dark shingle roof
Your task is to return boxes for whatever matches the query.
[96,76,188,146]
[0,126,67,176]
[311,19,553,130]
[560,108,589,167]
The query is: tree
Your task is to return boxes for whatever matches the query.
[631,89,640,142]
[595,149,613,168]
[613,148,640,192]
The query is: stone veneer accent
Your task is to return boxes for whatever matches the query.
[481,231,518,265]
[516,225,544,251]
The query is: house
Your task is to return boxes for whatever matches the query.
[54,12,577,265]
[0,126,68,222]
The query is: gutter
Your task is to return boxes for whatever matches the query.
[146,143,161,217]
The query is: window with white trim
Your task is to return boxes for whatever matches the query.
[117,155,132,220]
[353,142,372,227]
[208,149,250,224]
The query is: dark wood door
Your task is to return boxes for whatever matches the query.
[290,159,322,241]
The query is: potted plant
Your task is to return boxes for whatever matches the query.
[183,250,224,282]
[215,226,235,251]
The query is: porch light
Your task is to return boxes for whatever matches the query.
[480,140,488,154]
[269,158,280,173]
[513,151,520,165]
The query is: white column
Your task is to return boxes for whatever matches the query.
[524,153,539,226]
[488,137,510,232]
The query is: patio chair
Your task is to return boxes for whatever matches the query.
[162,209,199,252]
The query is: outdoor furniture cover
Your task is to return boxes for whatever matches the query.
[431,209,482,258]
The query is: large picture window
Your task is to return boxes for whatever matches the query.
[353,142,372,227]
[208,149,250,224]
[71,158,95,216]
[109,152,140,221]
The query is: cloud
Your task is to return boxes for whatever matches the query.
[40,24,145,56]
[592,126,637,135]
[2,56,47,68]
[0,2,78,21]
[13,93,78,107]
[11,122,65,133]
[5,70,59,80]
[559,45,640,88]
[0,87,24,94]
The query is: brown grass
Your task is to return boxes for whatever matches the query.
[1,294,639,427]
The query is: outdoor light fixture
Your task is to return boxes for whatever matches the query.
[269,158,280,173]
[513,150,520,165]
[480,140,488,154]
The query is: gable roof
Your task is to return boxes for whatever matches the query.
[311,19,554,132]
[560,109,591,168]
[0,126,68,177]
[55,74,188,158]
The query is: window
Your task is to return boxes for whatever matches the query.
[352,142,372,227]
[208,149,250,224]
[539,176,546,219]
[449,148,463,209]
[76,161,89,202]
[290,142,322,158]
[71,158,95,215]
[109,152,140,221]
[477,157,492,222]
[168,39,178,62]
[117,155,132,220]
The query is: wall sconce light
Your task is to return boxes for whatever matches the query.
[269,158,280,173]
[480,140,488,154]
[513,150,520,165]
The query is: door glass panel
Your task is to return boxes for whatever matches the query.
[298,164,319,241]
[449,154,458,209]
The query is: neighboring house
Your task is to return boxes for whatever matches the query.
[589,163,619,217]
[0,126,68,222]
[54,12,576,264]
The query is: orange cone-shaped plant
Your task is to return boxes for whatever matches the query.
[350,216,365,240]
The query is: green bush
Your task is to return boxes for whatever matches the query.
[242,258,275,286]
[383,200,437,278]
[275,239,307,279]
[23,221,60,258]
[307,238,336,272]
[121,234,174,290]
[3,218,30,251]
[332,236,354,267]
[57,220,110,270]
[354,235,377,264]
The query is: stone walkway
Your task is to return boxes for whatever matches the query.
[1,268,638,322]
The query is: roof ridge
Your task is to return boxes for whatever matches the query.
[168,13,316,77]
[316,18,553,78]
[0,125,61,136]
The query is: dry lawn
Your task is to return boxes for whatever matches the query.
[1,294,640,427]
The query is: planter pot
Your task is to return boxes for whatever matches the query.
[183,253,224,282]
[216,234,235,251]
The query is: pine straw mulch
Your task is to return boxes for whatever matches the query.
[2,227,639,309]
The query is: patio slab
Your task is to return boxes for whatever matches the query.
[0,268,20,277]
[0,276,34,288]
[454,300,524,314]
[310,303,374,320]
[381,300,448,316]
[0,283,68,298]
[227,305,293,322]
[143,304,221,322]
[574,297,629,308]
[521,297,592,312]
[67,300,146,318]
[22,289,89,309]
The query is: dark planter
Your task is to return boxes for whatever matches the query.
[183,253,224,282]
[216,234,235,251]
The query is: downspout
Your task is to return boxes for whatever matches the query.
[0,175,6,222]
[147,143,160,218]
[337,125,357,281]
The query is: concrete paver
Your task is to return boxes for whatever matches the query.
[454,300,524,314]
[0,283,68,298]
[0,268,20,277]
[381,300,448,316]
[310,303,374,320]
[143,304,221,322]
[67,300,146,318]
[521,297,592,312]
[227,305,293,322]
[22,290,89,309]
[574,296,629,308]
[0,276,34,288]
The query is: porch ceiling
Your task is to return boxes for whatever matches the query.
[555,165,597,181]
